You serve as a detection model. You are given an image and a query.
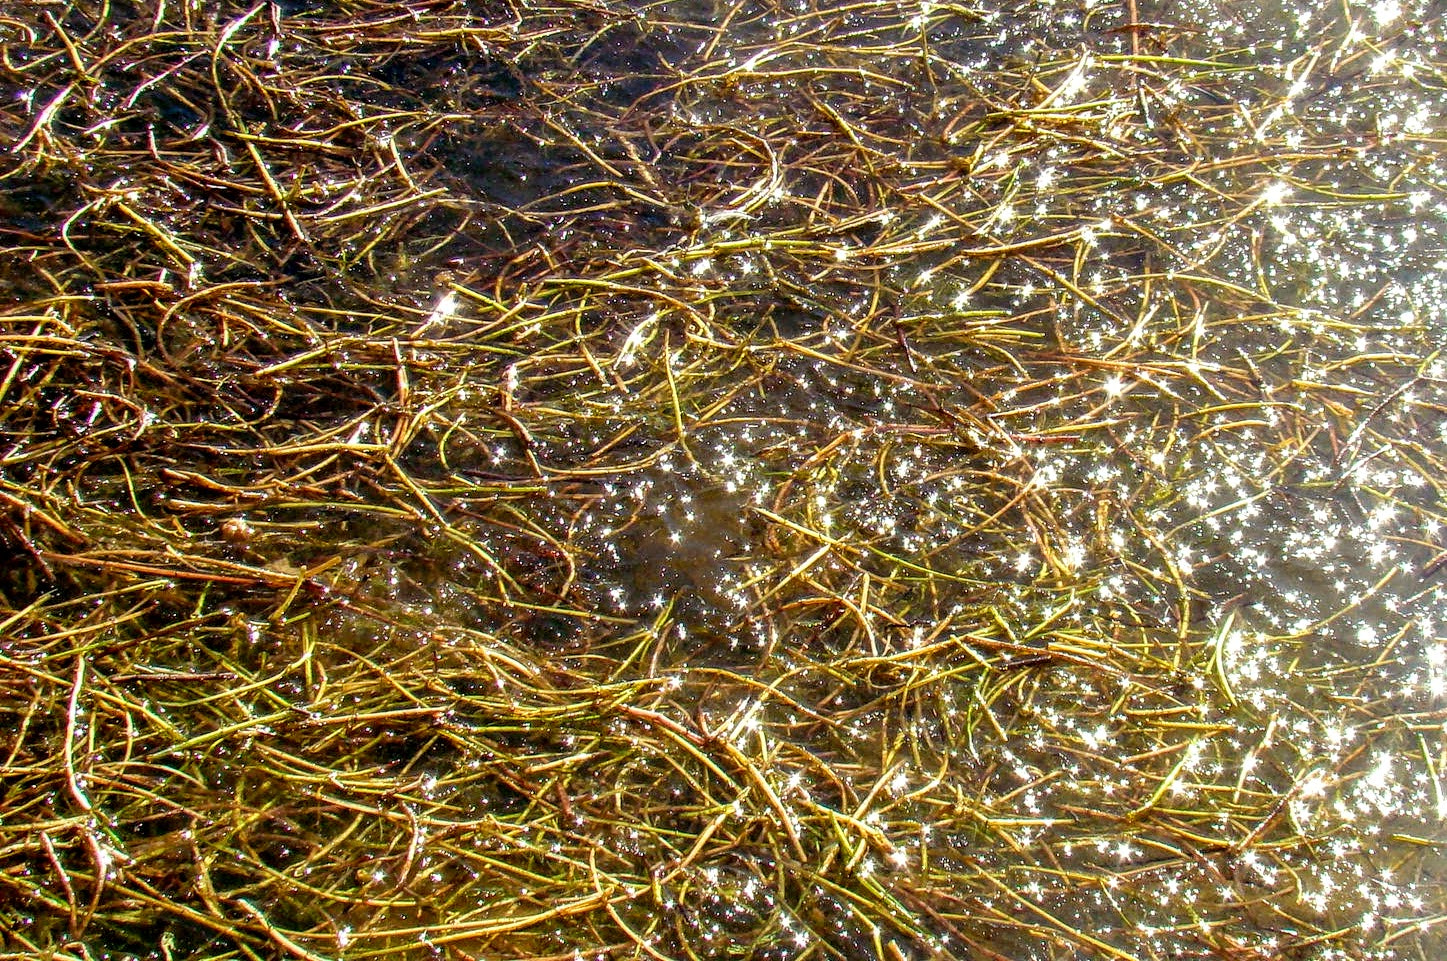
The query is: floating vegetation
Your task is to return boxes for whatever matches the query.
[1,0,1445,959]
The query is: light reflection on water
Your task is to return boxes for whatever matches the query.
[395,0,1447,956]
[5,0,1442,957]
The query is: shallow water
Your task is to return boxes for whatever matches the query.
[3,0,1445,958]
[405,1,1447,957]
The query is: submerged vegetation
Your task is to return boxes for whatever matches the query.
[2,0,1445,958]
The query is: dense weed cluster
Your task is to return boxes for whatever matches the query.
[1,1,1444,959]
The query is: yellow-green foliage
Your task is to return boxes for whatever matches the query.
[1,2,1444,960]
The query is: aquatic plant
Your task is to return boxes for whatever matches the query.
[1,1,1443,959]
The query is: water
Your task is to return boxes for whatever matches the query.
[3,0,1445,958]
[400,2,1447,957]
